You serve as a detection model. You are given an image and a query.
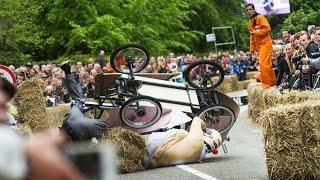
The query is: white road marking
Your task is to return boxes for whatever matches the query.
[177,165,219,180]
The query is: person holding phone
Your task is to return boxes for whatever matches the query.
[246,3,276,88]
[0,77,83,180]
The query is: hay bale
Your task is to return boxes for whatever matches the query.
[246,71,258,80]
[217,75,239,93]
[238,79,254,90]
[247,85,320,122]
[101,127,146,173]
[16,123,32,135]
[46,104,71,132]
[15,78,50,133]
[258,101,320,179]
[117,158,144,173]
[247,86,267,122]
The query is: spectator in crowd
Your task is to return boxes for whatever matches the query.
[8,65,15,73]
[247,53,258,71]
[246,3,276,88]
[97,49,106,67]
[238,53,250,81]
[88,57,95,66]
[33,64,41,74]
[76,62,83,71]
[220,55,231,75]
[273,45,290,87]
[300,33,320,59]
[281,29,291,44]
[94,63,103,74]
[45,64,53,78]
[229,55,239,76]
[290,32,302,51]
[307,25,316,36]
[284,43,296,73]
[315,27,320,49]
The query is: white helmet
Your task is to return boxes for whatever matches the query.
[204,128,222,151]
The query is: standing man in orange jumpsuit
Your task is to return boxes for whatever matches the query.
[246,3,276,88]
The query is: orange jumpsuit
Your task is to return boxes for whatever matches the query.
[248,15,276,88]
[106,55,126,73]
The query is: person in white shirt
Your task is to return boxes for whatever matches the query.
[0,77,83,180]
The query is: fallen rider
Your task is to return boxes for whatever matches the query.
[141,116,221,169]
[58,61,222,171]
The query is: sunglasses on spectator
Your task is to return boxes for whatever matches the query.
[316,33,320,36]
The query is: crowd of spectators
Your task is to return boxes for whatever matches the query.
[7,49,259,106]
[7,23,320,106]
[271,25,320,90]
[10,25,320,105]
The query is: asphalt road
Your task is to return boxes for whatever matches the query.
[118,104,268,180]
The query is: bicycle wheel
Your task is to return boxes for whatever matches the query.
[197,105,235,134]
[110,44,149,74]
[184,60,224,90]
[120,95,162,129]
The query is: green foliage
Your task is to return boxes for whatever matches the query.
[7,0,320,64]
[269,0,320,35]
[53,54,97,65]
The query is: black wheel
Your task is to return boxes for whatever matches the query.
[184,60,224,90]
[197,105,235,134]
[110,44,149,74]
[120,95,162,129]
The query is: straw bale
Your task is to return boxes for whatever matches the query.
[247,86,261,121]
[15,78,50,133]
[246,71,258,80]
[16,123,32,135]
[46,104,70,132]
[216,77,233,93]
[238,79,254,90]
[247,85,320,122]
[258,101,320,179]
[247,86,267,122]
[101,127,146,173]
[217,75,239,93]
[117,158,144,173]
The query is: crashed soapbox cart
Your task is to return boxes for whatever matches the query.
[82,44,239,142]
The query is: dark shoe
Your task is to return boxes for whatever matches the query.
[59,60,71,74]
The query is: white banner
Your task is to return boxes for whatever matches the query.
[246,0,290,15]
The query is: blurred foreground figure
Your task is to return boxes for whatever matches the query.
[0,77,83,180]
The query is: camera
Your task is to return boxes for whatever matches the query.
[292,54,306,63]
[310,52,320,59]
[63,143,116,180]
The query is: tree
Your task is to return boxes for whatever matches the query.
[269,1,320,36]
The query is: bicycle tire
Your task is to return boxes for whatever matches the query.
[184,60,224,90]
[120,95,162,129]
[197,105,235,134]
[110,44,149,74]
